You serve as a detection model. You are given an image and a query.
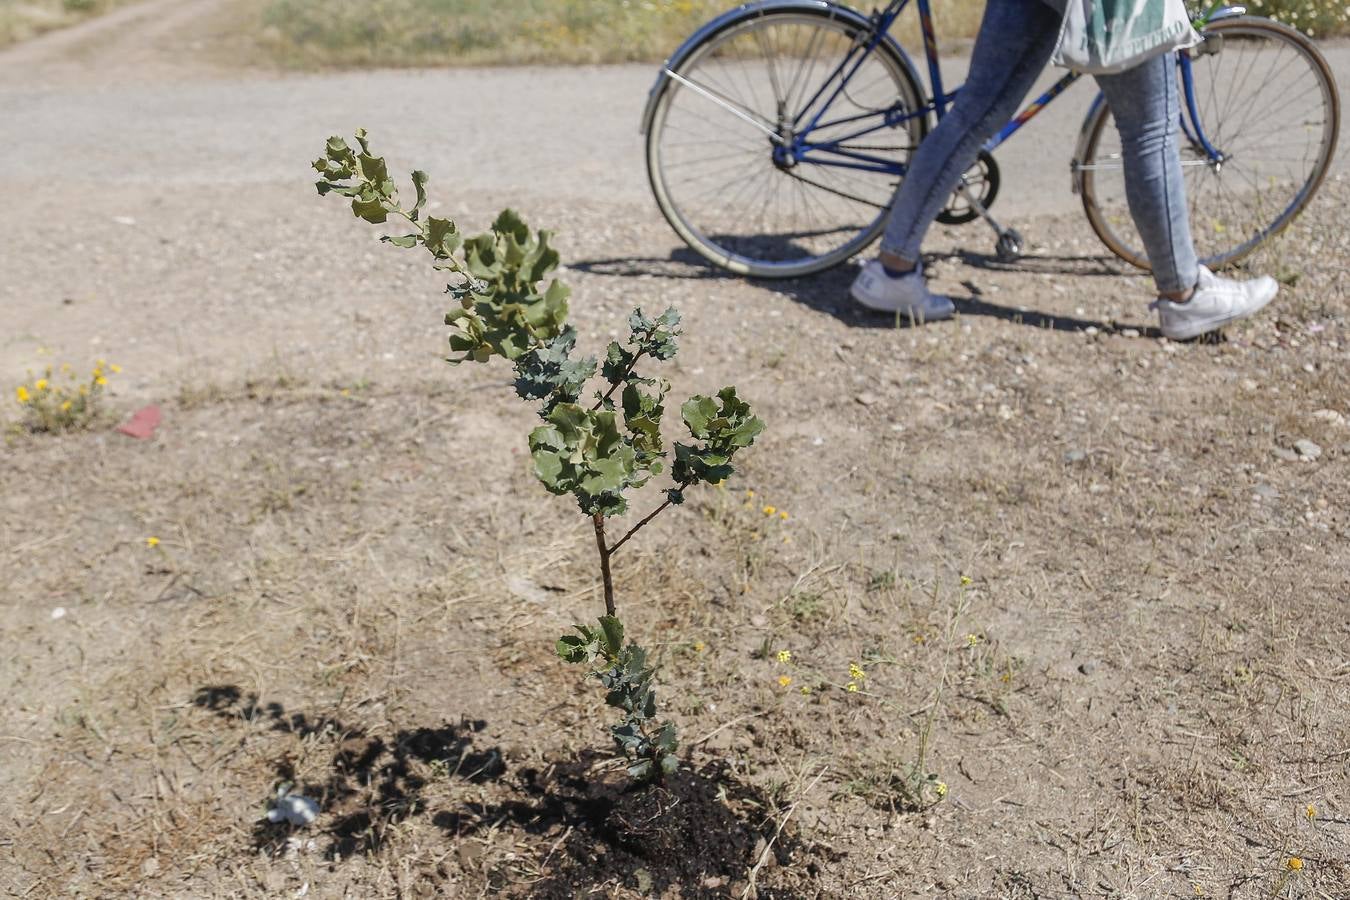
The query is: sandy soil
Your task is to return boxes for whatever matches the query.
[2,4,1349,898]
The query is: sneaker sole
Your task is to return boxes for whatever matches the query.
[849,285,955,321]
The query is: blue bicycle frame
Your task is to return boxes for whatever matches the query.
[781,0,1235,177]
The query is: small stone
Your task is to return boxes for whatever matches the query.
[1312,408,1346,427]
[1084,326,1099,337]
[750,614,768,628]
[1122,328,1140,338]
[50,607,66,620]
[1077,660,1098,675]
[1272,447,1299,462]
[1294,439,1322,461]
[855,392,880,407]
[1064,449,1087,464]
[1241,379,1259,392]
[1253,483,1280,501]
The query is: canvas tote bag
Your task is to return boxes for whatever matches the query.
[1052,0,1201,74]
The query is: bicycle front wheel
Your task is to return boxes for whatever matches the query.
[1079,16,1340,270]
[645,8,925,279]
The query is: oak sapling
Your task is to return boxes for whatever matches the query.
[313,130,764,782]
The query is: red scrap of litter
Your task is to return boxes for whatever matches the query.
[117,405,162,440]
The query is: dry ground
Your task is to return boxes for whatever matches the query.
[2,3,1349,898]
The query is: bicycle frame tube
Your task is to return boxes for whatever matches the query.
[984,71,1082,152]
[789,0,1086,173]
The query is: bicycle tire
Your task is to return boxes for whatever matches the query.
[1078,16,1340,271]
[645,6,926,279]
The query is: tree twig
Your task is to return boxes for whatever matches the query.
[608,495,676,555]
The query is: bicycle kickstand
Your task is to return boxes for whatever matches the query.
[956,183,1024,263]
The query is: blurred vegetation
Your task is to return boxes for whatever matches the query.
[1234,0,1350,36]
[0,0,135,48]
[253,0,987,68]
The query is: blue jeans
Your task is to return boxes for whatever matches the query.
[880,0,1199,294]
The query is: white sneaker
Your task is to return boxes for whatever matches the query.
[1151,266,1278,340]
[850,260,956,323]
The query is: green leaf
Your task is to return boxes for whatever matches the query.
[598,616,624,656]
[681,396,718,439]
[382,234,421,249]
[351,195,388,224]
[411,169,428,216]
[556,634,590,663]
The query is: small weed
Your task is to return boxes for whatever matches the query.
[12,360,118,433]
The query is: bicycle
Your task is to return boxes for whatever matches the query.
[640,1,1341,279]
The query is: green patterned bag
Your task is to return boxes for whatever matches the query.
[1052,0,1201,74]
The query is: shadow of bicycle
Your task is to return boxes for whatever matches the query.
[568,247,1161,337]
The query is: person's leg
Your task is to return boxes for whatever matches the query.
[877,0,1063,271]
[1094,54,1198,297]
[1097,53,1278,339]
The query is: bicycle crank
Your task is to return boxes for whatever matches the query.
[937,150,1001,225]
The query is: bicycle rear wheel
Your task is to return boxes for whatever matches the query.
[645,8,925,279]
[1078,16,1340,270]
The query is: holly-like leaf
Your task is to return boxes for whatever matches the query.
[598,616,624,657]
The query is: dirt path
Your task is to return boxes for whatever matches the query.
[3,7,1349,899]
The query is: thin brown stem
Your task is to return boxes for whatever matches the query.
[592,512,616,617]
[609,495,675,556]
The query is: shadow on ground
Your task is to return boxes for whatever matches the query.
[570,248,1159,335]
[192,687,817,896]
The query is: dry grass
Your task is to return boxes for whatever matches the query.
[4,183,1349,896]
[247,0,988,69]
[0,0,135,48]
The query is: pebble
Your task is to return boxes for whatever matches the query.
[1294,439,1323,461]
[1121,328,1140,338]
[855,392,879,407]
[1084,326,1099,337]
[50,607,66,620]
[1077,660,1099,675]
[1312,408,1346,427]
[1272,447,1299,462]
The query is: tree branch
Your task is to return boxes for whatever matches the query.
[609,494,677,556]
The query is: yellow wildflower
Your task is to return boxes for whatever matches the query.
[15,385,30,404]
[1287,857,1303,871]
[762,505,776,516]
[935,781,948,798]
[60,400,72,412]
[846,682,859,693]
[799,685,812,695]
[35,379,48,391]
[776,649,791,664]
[966,633,982,647]
[960,575,973,587]
[92,368,103,379]
[1306,803,1317,819]
[849,663,865,681]
[94,375,108,387]
[745,489,755,498]
[778,675,792,688]
[145,536,160,548]
[692,641,705,653]
[779,511,789,520]
[109,363,123,374]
